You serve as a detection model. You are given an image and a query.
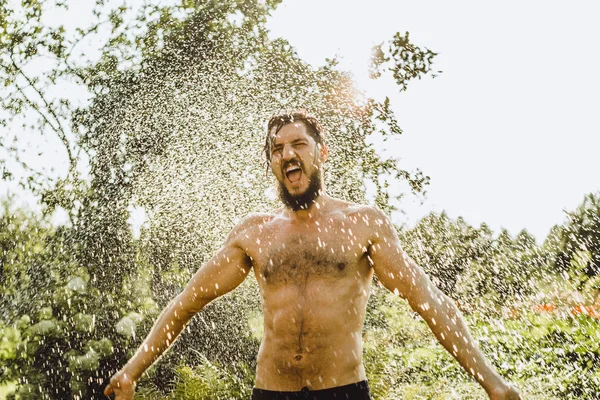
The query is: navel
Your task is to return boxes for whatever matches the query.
[336,262,346,271]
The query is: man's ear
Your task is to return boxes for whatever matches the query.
[319,143,329,162]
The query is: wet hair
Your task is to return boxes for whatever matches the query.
[263,110,326,172]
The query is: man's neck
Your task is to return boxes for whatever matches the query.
[285,192,330,223]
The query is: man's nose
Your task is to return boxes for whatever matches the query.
[282,145,296,160]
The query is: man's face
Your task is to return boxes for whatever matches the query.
[269,122,327,210]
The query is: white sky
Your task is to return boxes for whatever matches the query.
[2,0,599,242]
[267,0,600,241]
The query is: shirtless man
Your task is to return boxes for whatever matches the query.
[105,111,521,399]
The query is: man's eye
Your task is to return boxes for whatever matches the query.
[272,148,282,156]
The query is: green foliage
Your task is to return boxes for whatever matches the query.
[3,0,597,397]
[3,196,600,398]
[135,358,254,400]
[549,192,600,292]
[65,0,431,394]
[475,312,600,399]
[0,0,96,192]
[0,198,159,398]
[0,381,17,399]
[0,199,51,320]
[370,31,442,92]
[363,288,485,399]
[399,212,547,305]
[363,288,600,399]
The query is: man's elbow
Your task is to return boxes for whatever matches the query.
[172,293,209,321]
[407,283,452,318]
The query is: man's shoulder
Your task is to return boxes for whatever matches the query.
[330,201,397,243]
[236,211,277,230]
[329,199,385,221]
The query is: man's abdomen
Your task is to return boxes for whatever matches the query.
[255,279,370,391]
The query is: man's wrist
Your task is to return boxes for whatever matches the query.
[479,370,508,395]
[121,363,141,384]
[485,379,519,399]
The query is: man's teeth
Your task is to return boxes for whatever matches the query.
[285,165,301,173]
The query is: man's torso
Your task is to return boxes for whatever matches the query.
[235,200,379,390]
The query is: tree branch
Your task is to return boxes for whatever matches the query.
[10,54,76,171]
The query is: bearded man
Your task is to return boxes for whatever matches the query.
[105,111,521,400]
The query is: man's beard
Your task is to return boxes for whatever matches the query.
[278,169,322,211]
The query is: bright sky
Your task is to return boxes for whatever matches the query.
[2,0,599,243]
[267,0,600,241]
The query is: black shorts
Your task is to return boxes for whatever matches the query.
[251,380,371,400]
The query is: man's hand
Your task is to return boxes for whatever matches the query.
[488,383,521,400]
[104,369,136,400]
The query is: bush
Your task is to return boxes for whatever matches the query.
[364,288,600,399]
[136,358,254,400]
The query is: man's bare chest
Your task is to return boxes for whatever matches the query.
[246,225,370,286]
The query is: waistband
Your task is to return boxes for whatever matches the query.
[252,380,371,400]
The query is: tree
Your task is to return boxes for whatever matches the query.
[74,2,436,393]
[548,192,600,295]
[399,212,494,296]
[0,198,120,399]
[399,212,544,306]
[1,0,441,397]
[370,31,442,93]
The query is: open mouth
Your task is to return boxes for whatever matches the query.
[285,164,303,183]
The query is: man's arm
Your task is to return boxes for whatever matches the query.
[104,218,254,399]
[365,208,520,400]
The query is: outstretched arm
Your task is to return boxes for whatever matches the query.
[366,208,520,400]
[104,219,253,399]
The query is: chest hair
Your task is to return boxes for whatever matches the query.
[258,232,362,286]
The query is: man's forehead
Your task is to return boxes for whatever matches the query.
[271,122,311,144]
